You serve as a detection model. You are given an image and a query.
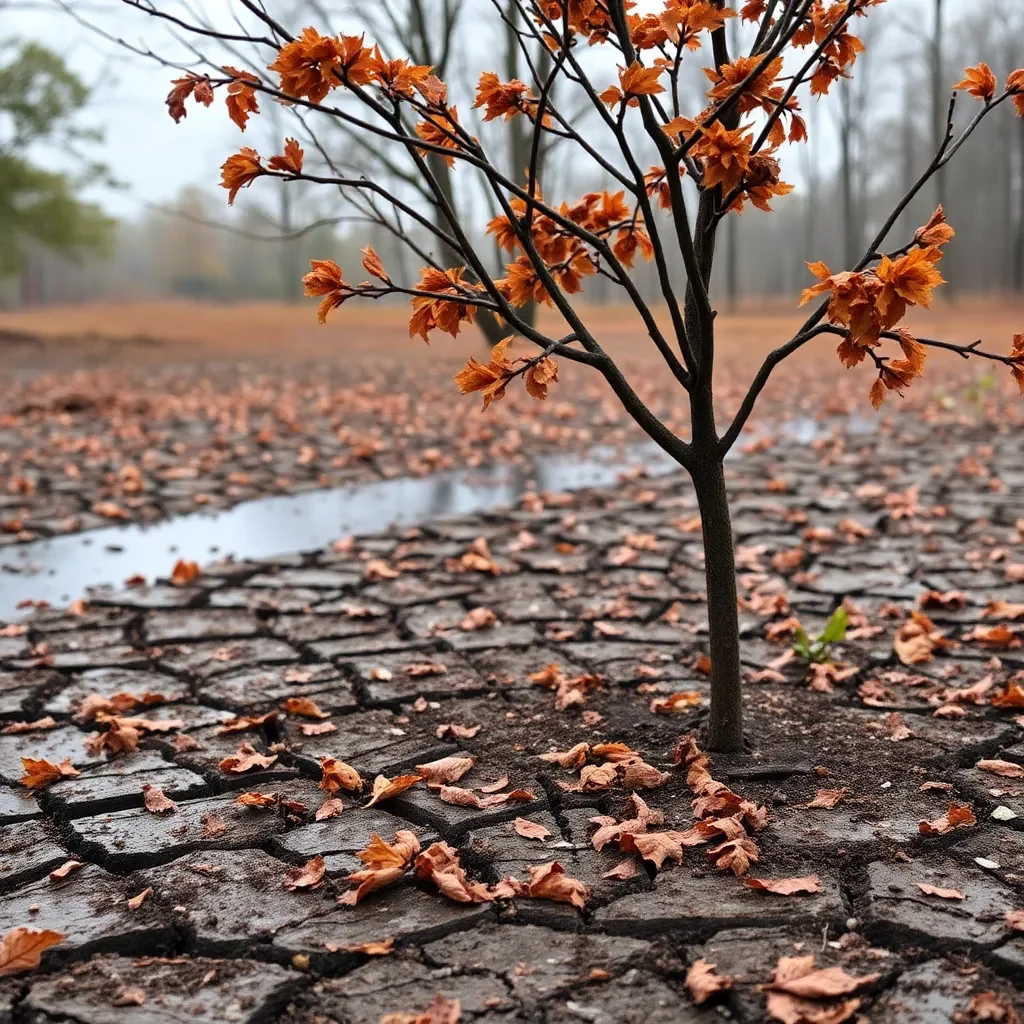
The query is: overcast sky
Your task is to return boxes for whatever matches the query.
[8,1,241,215]
[7,0,937,220]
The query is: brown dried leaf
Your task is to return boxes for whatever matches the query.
[19,757,80,789]
[686,959,733,1005]
[280,697,331,719]
[416,756,475,785]
[218,742,277,773]
[0,927,64,976]
[320,757,364,793]
[283,855,326,891]
[365,773,422,807]
[808,788,849,809]
[316,798,344,820]
[142,784,177,814]
[916,882,966,900]
[746,875,822,895]
[512,817,551,841]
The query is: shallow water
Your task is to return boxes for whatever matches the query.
[0,415,875,618]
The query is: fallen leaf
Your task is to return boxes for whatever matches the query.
[416,756,475,785]
[977,759,1024,778]
[0,927,64,976]
[436,722,481,739]
[234,791,280,809]
[126,887,153,910]
[378,994,461,1024]
[602,857,640,880]
[539,743,590,769]
[283,855,326,890]
[916,882,966,900]
[200,813,228,838]
[808,788,849,809]
[142,784,177,814]
[339,830,422,905]
[512,817,552,841]
[746,876,822,895]
[320,756,364,793]
[479,775,509,793]
[113,987,146,1006]
[215,711,278,735]
[218,742,277,773]
[414,841,497,903]
[686,959,733,1005]
[460,607,497,630]
[2,717,57,734]
[919,801,977,835]
[1005,909,1024,932]
[300,721,337,736]
[281,697,331,719]
[650,691,703,714]
[329,937,395,956]
[48,860,85,881]
[516,860,589,909]
[19,757,80,789]
[316,798,344,820]
[170,559,201,585]
[365,773,423,807]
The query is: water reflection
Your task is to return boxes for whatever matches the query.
[0,415,876,617]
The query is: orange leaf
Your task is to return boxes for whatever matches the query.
[0,927,64,976]
[916,882,966,900]
[283,855,326,891]
[954,63,998,101]
[365,773,423,807]
[745,875,821,895]
[361,245,390,282]
[686,959,733,1005]
[19,757,79,789]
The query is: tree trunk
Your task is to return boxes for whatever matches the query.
[691,450,743,753]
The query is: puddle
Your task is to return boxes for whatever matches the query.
[0,415,876,618]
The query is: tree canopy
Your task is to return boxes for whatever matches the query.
[0,39,115,276]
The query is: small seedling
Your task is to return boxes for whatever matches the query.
[792,607,848,664]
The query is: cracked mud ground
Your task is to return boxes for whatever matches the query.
[2,418,1024,1022]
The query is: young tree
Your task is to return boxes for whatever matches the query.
[140,0,1024,751]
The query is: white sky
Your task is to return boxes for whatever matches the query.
[4,0,938,218]
[6,1,241,215]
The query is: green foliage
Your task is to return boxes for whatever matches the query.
[0,39,115,274]
[792,606,848,664]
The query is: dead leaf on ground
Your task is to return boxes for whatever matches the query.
[280,697,331,719]
[48,860,85,881]
[19,757,80,789]
[283,855,326,891]
[126,887,153,910]
[0,927,64,976]
[916,882,966,900]
[320,756,364,793]
[416,756,474,785]
[218,742,277,773]
[919,801,977,835]
[977,759,1024,778]
[365,773,423,807]
[685,959,733,1005]
[142,783,177,814]
[339,830,422,905]
[512,817,552,841]
[746,876,822,895]
[316,798,344,820]
[808,788,849,809]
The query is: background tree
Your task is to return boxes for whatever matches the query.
[0,37,115,287]
[127,0,1024,750]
